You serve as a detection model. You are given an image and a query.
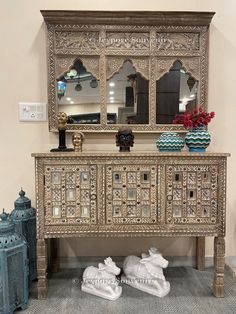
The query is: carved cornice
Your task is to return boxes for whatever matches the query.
[41,10,215,26]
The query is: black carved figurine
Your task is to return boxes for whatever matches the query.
[116,127,134,152]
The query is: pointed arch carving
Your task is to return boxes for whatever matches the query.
[155,57,200,82]
[106,57,149,80]
[55,56,100,80]
[42,10,214,132]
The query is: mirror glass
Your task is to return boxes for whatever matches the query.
[106,60,149,124]
[57,59,100,124]
[156,60,199,124]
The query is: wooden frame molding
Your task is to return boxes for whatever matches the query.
[41,10,215,132]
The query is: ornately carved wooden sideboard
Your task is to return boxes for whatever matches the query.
[32,151,229,299]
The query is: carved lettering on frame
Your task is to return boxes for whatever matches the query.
[55,31,100,50]
[106,32,150,49]
[156,33,200,51]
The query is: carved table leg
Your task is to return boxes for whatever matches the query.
[196,237,205,270]
[213,237,225,297]
[51,238,60,273]
[37,239,48,299]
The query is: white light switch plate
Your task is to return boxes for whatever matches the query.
[19,102,47,122]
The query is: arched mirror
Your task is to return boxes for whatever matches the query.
[156,60,199,124]
[57,59,101,124]
[42,10,214,132]
[106,60,149,125]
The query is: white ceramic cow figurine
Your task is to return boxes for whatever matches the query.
[81,257,122,300]
[122,247,170,297]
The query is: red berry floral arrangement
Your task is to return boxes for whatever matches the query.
[173,107,215,129]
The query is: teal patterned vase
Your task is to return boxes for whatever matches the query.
[156,132,184,152]
[185,126,211,152]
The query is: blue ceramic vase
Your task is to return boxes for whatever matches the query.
[156,132,184,152]
[185,126,211,152]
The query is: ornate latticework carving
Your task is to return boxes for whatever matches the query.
[33,149,228,299]
[166,164,218,225]
[55,57,76,79]
[44,164,97,225]
[55,31,100,50]
[106,57,126,79]
[105,164,158,225]
[155,58,177,81]
[132,58,149,80]
[33,152,228,238]
[55,56,100,81]
[156,32,199,51]
[106,32,150,49]
[42,11,213,132]
[106,57,149,80]
[80,57,100,79]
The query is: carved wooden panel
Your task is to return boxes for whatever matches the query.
[105,164,158,224]
[166,164,218,224]
[41,11,214,132]
[155,32,200,51]
[44,164,97,225]
[33,152,228,239]
[105,32,150,49]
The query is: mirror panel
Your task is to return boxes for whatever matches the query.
[156,60,199,124]
[106,60,149,125]
[57,59,101,124]
[41,10,214,132]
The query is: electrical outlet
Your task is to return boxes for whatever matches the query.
[19,102,47,122]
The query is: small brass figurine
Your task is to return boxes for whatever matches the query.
[57,112,67,130]
[50,112,74,152]
[72,132,84,152]
[116,127,134,152]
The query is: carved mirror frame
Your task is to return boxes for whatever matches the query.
[41,10,215,132]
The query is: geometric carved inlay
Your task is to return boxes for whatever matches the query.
[106,164,158,224]
[166,164,218,224]
[44,165,97,224]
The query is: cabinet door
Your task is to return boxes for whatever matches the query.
[44,165,97,225]
[105,164,159,224]
[166,164,218,224]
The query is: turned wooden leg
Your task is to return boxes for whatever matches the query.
[213,236,225,297]
[51,238,60,273]
[37,239,48,299]
[196,237,205,270]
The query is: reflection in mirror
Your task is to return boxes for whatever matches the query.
[57,59,100,124]
[156,60,199,124]
[107,60,149,124]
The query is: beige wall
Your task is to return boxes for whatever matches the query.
[1,0,236,258]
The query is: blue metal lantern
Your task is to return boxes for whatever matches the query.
[10,189,37,283]
[57,80,66,99]
[0,209,28,314]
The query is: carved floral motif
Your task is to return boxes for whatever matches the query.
[55,31,99,49]
[156,32,199,51]
[106,32,150,49]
